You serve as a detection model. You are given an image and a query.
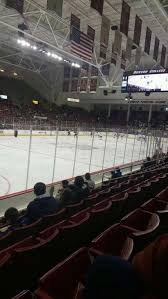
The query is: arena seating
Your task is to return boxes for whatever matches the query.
[90,223,133,260]
[1,160,168,298]
[66,200,84,216]
[40,208,66,231]
[121,209,160,251]
[35,248,91,299]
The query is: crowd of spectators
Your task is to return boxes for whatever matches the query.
[1,99,168,131]
[0,172,95,230]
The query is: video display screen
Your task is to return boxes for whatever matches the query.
[122,69,168,93]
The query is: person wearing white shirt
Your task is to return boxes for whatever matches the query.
[85,173,95,191]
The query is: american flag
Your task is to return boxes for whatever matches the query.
[71,27,93,60]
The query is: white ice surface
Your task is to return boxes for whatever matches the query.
[0,134,151,196]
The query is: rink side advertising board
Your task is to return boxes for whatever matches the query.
[121,69,168,93]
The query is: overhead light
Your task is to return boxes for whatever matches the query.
[13,72,18,76]
[17,38,63,63]
[67,98,80,103]
[0,95,7,100]
[18,39,30,47]
[71,62,80,68]
[32,46,37,50]
[0,69,4,72]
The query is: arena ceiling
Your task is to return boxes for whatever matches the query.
[0,0,168,103]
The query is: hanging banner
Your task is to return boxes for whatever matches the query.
[121,50,126,70]
[144,27,152,55]
[47,0,63,17]
[91,66,98,77]
[112,30,122,55]
[90,79,97,92]
[100,15,110,59]
[80,63,89,77]
[125,37,133,61]
[72,68,80,78]
[64,66,71,79]
[100,16,110,47]
[71,14,80,29]
[63,80,69,92]
[90,0,104,16]
[80,79,88,92]
[71,79,79,92]
[133,15,142,46]
[135,47,142,66]
[111,52,117,65]
[160,45,166,67]
[101,64,110,76]
[87,26,95,42]
[153,37,160,62]
[120,1,130,36]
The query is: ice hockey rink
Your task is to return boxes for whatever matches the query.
[0,132,165,197]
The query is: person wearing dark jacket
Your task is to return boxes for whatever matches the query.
[0,207,24,236]
[69,176,90,203]
[25,182,60,223]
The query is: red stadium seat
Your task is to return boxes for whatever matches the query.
[150,177,163,196]
[84,193,99,207]
[141,198,168,213]
[70,208,90,223]
[10,233,65,292]
[155,187,168,201]
[140,181,152,200]
[12,290,33,299]
[66,200,84,216]
[125,187,143,212]
[35,248,91,299]
[110,185,121,196]
[90,223,133,260]
[0,220,42,250]
[41,208,66,230]
[121,209,160,251]
[60,212,91,254]
[0,236,38,256]
[141,198,168,229]
[88,200,113,238]
[10,218,42,244]
[0,231,13,251]
[0,252,12,299]
[97,188,111,201]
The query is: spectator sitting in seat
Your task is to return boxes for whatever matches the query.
[75,256,143,299]
[0,207,23,235]
[57,180,69,198]
[69,176,90,202]
[25,182,60,223]
[111,170,117,179]
[116,168,122,178]
[85,173,95,191]
[60,188,74,207]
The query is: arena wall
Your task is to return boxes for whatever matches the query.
[0,129,139,140]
